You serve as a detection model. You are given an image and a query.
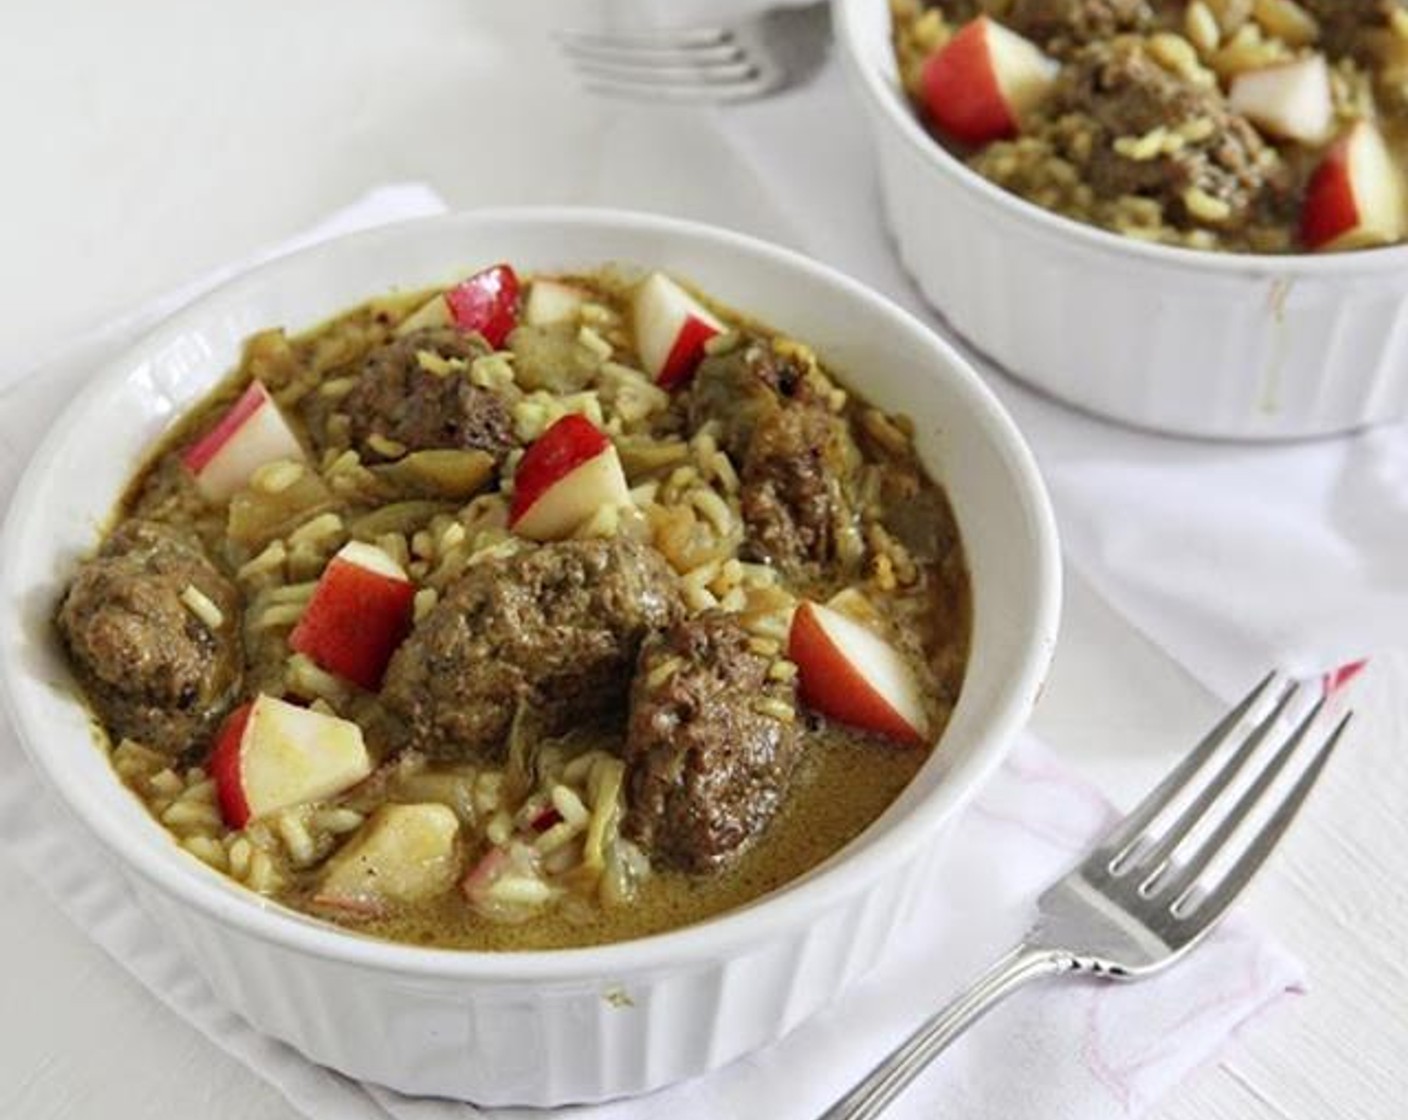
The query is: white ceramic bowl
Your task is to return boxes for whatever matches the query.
[0,208,1059,1106]
[835,0,1408,440]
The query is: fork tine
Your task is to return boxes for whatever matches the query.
[1164,704,1346,917]
[556,26,730,52]
[1173,712,1349,923]
[559,40,745,66]
[1131,682,1301,892]
[570,59,760,86]
[1095,670,1281,872]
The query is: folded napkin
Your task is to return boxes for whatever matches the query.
[0,187,1303,1120]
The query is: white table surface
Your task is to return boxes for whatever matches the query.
[2,2,1404,1118]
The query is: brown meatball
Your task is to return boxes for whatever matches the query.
[690,340,861,578]
[342,327,515,460]
[1003,0,1154,51]
[1053,39,1292,228]
[741,403,861,576]
[57,520,243,755]
[689,339,813,461]
[382,539,683,760]
[623,612,801,873]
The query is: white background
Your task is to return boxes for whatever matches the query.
[1,2,1402,1117]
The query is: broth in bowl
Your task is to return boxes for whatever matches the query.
[57,263,970,950]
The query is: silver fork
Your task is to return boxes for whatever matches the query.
[556,0,831,103]
[822,671,1352,1120]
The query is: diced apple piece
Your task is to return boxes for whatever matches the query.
[630,271,724,389]
[788,601,929,747]
[208,703,255,827]
[508,414,631,540]
[524,278,586,326]
[1301,120,1407,251]
[392,263,520,346]
[181,381,305,502]
[920,17,1059,146]
[209,695,372,828]
[446,263,520,347]
[288,542,416,691]
[1229,54,1332,144]
[313,803,462,918]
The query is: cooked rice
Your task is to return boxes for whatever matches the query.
[254,600,307,630]
[237,540,287,583]
[318,375,358,400]
[366,433,407,459]
[251,459,305,494]
[179,584,226,630]
[576,325,614,362]
[287,511,344,549]
[285,652,350,704]
[1186,2,1221,52]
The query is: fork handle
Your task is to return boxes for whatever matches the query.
[819,945,1076,1120]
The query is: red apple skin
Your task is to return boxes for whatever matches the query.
[209,702,255,828]
[509,414,612,526]
[288,556,416,691]
[1301,135,1360,250]
[445,264,520,348]
[657,315,721,390]
[921,19,1015,146]
[788,603,926,747]
[180,381,269,475]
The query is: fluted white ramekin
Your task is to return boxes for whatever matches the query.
[836,0,1408,440]
[0,209,1059,1105]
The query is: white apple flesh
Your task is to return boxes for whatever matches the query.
[313,803,462,916]
[788,601,929,746]
[921,17,1058,146]
[985,18,1059,118]
[630,271,723,388]
[524,279,586,326]
[1301,120,1407,251]
[181,381,305,502]
[335,540,408,581]
[509,414,632,541]
[1230,54,1333,144]
[512,447,630,540]
[211,694,372,827]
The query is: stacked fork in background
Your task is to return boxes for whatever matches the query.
[559,0,830,100]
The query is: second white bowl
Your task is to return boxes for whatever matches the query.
[835,0,1408,441]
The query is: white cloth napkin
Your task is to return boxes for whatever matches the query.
[0,186,1302,1120]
